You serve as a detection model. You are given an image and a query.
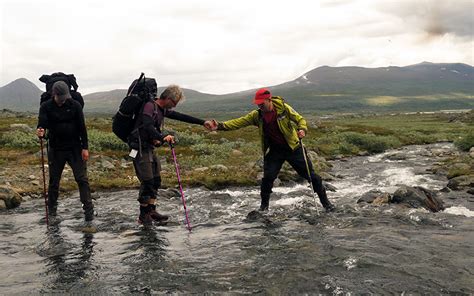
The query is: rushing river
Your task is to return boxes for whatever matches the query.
[1,143,473,295]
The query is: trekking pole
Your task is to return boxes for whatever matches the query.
[300,139,320,215]
[169,143,192,232]
[39,137,49,226]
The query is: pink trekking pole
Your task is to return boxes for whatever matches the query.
[169,143,192,232]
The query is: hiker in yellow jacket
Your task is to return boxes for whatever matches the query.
[212,88,335,212]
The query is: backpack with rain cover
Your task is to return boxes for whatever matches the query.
[39,72,84,108]
[112,73,158,143]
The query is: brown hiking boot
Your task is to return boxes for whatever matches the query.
[138,206,153,225]
[149,204,169,222]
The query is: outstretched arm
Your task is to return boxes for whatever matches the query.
[166,110,205,125]
[217,110,259,131]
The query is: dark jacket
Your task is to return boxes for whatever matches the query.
[37,98,88,150]
[129,101,204,150]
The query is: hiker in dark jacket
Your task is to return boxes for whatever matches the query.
[129,84,214,225]
[36,81,94,221]
[211,88,335,212]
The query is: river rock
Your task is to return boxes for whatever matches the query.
[232,149,244,156]
[10,123,33,132]
[383,152,408,161]
[470,147,474,158]
[0,186,22,209]
[357,189,391,204]
[100,159,115,169]
[210,164,229,172]
[208,192,232,201]
[447,175,474,190]
[391,185,444,212]
[157,188,180,199]
[319,172,336,181]
[323,182,337,192]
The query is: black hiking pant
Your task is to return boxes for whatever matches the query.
[47,147,94,218]
[260,145,332,209]
[133,149,162,204]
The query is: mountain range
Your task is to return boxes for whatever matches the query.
[1,62,472,114]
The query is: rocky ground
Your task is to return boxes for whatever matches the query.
[1,143,473,211]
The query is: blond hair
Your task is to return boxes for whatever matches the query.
[159,85,185,103]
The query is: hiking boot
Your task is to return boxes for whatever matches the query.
[324,203,336,213]
[138,206,153,225]
[259,193,270,211]
[149,204,169,222]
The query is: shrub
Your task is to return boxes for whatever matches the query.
[454,132,474,151]
[341,132,401,153]
[175,130,206,145]
[0,130,38,149]
[88,129,128,151]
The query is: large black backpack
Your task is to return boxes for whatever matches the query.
[112,73,158,143]
[39,72,84,108]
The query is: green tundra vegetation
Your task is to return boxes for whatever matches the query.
[0,111,472,195]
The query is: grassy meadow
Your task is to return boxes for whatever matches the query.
[0,110,472,196]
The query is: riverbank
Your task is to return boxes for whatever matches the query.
[0,111,472,207]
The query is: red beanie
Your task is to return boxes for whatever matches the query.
[253,88,271,105]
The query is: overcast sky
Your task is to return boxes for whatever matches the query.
[1,0,473,95]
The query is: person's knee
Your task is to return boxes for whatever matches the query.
[138,179,155,203]
[137,195,152,204]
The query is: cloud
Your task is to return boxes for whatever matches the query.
[0,0,472,95]
[376,0,474,39]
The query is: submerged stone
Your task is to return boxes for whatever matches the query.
[391,185,444,212]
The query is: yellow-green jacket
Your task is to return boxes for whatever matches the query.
[219,96,307,154]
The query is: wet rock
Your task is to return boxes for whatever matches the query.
[0,199,6,209]
[208,192,232,201]
[373,194,391,205]
[358,151,369,156]
[157,188,180,199]
[0,186,22,209]
[447,175,474,190]
[439,187,451,193]
[357,189,390,204]
[467,188,474,195]
[391,185,444,212]
[324,182,337,192]
[320,172,336,181]
[383,152,407,161]
[430,148,452,157]
[246,210,264,221]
